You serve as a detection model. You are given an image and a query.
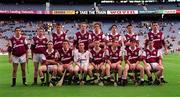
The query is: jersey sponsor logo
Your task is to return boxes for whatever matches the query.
[61,36,64,39]
[135,52,137,55]
[85,35,87,38]
[78,36,81,39]
[115,53,118,56]
[99,53,102,57]
[20,40,23,43]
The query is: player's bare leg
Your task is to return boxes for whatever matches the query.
[11,63,18,87]
[39,65,47,86]
[117,64,122,85]
[136,64,144,85]
[122,64,129,86]
[20,63,27,86]
[33,62,39,85]
[144,65,153,85]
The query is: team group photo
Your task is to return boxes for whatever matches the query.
[0,0,180,97]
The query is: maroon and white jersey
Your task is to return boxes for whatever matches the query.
[106,32,122,47]
[52,31,67,50]
[9,35,28,57]
[44,49,58,60]
[32,36,48,54]
[58,48,73,64]
[91,31,106,42]
[124,47,141,64]
[124,33,139,48]
[106,32,122,42]
[74,31,91,50]
[90,48,105,64]
[146,31,165,50]
[142,48,161,63]
[106,47,122,63]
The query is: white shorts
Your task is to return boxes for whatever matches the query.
[47,65,55,71]
[149,63,159,70]
[12,54,26,64]
[33,53,45,63]
[79,62,89,70]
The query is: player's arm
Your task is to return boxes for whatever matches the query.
[141,51,148,67]
[162,37,168,55]
[7,40,12,63]
[158,50,163,66]
[46,59,59,65]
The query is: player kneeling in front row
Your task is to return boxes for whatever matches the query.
[142,41,164,85]
[106,40,123,86]
[39,41,58,86]
[89,40,106,85]
[57,40,75,85]
[122,39,144,86]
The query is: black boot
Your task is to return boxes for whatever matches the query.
[11,78,16,87]
[23,78,27,86]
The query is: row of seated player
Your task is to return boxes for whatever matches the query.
[37,39,166,87]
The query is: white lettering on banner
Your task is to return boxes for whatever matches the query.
[88,11,95,14]
[79,11,88,14]
[96,11,106,14]
[107,10,138,15]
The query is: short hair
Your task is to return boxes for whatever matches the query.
[93,22,101,27]
[148,41,154,45]
[109,24,117,31]
[151,21,158,25]
[56,23,62,26]
[37,27,45,32]
[130,38,137,43]
[63,40,69,44]
[126,24,133,28]
[15,27,21,31]
[47,41,53,44]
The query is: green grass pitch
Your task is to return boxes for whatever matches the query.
[0,54,180,97]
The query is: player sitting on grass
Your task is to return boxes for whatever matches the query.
[142,41,164,85]
[89,40,106,85]
[122,39,144,86]
[105,40,123,86]
[39,41,58,86]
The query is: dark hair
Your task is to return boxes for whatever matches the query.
[126,24,132,28]
[15,27,21,31]
[109,24,117,31]
[56,23,62,26]
[130,38,137,43]
[151,21,158,25]
[47,41,53,44]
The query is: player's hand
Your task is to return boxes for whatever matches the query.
[165,49,168,55]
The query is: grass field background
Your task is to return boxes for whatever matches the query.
[0,54,180,97]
